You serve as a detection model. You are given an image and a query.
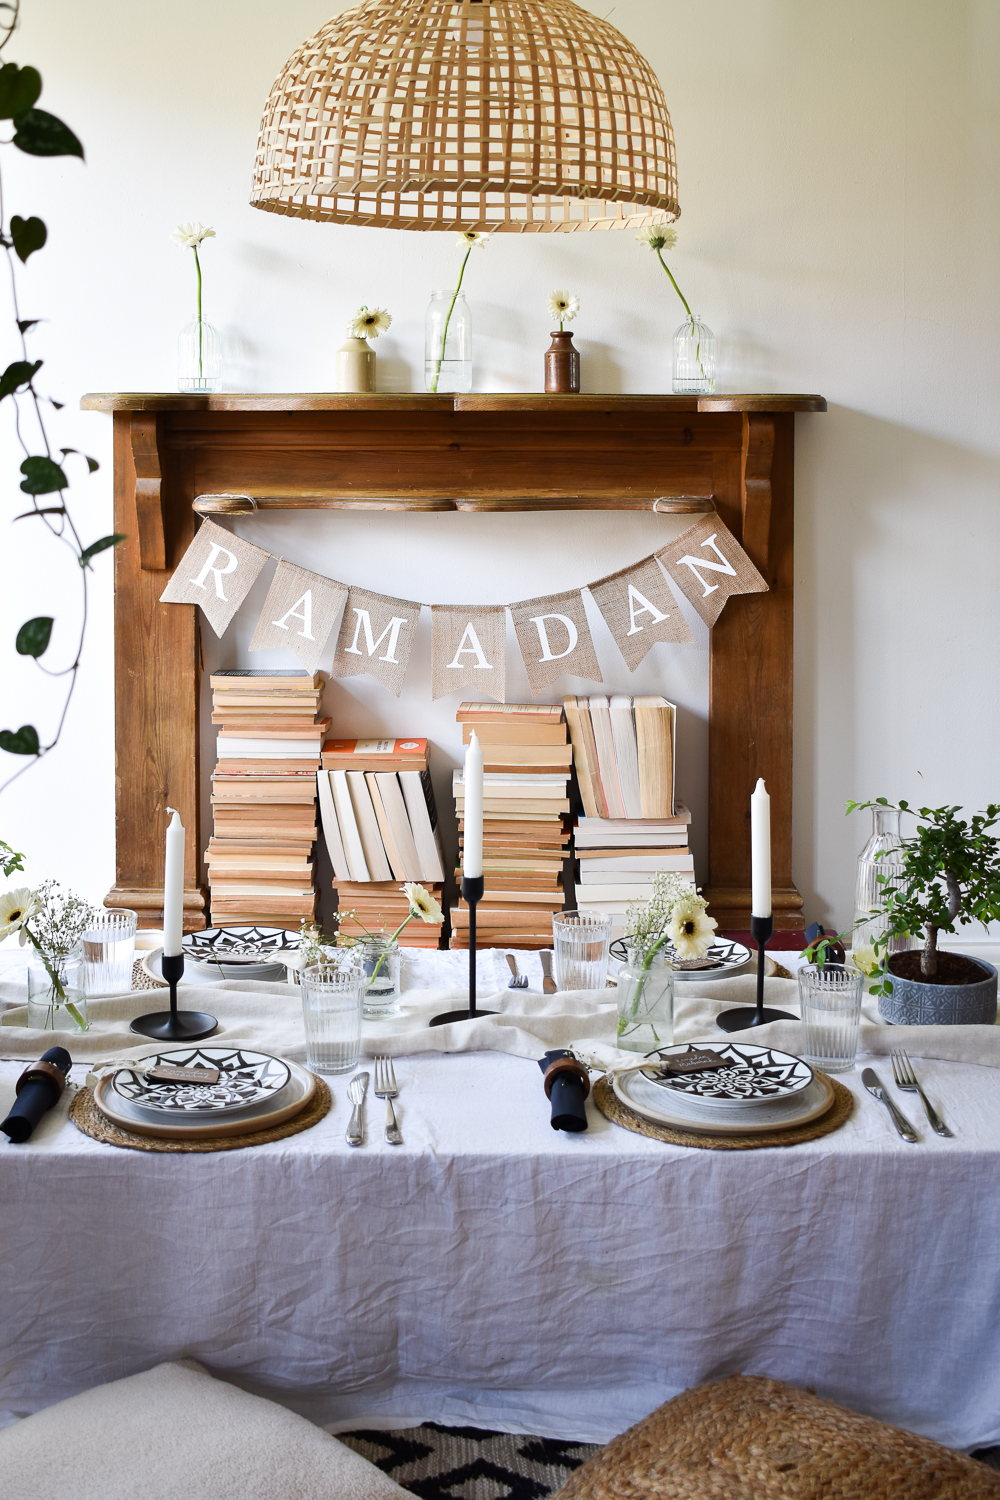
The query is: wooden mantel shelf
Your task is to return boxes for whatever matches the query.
[89,390,825,934]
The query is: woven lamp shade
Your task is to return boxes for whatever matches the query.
[251,0,680,233]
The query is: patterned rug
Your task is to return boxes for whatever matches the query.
[339,1424,599,1498]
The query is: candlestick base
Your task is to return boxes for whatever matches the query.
[430,875,496,1027]
[717,914,796,1033]
[130,952,217,1042]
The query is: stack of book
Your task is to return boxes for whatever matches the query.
[573,809,694,920]
[451,703,572,950]
[317,738,445,948]
[207,669,328,928]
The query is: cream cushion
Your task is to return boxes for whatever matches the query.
[0,1360,409,1500]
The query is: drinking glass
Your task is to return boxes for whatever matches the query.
[797,963,864,1073]
[300,963,364,1075]
[552,911,612,991]
[81,909,137,996]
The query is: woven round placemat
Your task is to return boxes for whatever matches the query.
[68,1077,331,1153]
[593,1072,853,1150]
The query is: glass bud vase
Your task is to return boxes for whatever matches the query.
[853,805,916,975]
[26,946,89,1032]
[359,939,401,1019]
[616,946,674,1053]
[178,319,222,393]
[672,314,715,394]
[425,290,472,393]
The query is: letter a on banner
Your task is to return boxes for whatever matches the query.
[430,605,506,701]
[159,518,270,637]
[249,559,349,672]
[332,586,421,697]
[588,554,693,670]
[509,590,602,696]
[655,514,768,627]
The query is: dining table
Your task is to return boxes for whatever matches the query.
[1,943,999,1452]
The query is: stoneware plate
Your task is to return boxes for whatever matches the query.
[182,926,302,966]
[614,1068,835,1136]
[95,1057,316,1140]
[141,948,289,987]
[643,1041,814,1106]
[111,1046,290,1117]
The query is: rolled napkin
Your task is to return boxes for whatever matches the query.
[1,1046,71,1143]
[538,1048,590,1132]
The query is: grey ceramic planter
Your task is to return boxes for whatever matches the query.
[879,955,998,1025]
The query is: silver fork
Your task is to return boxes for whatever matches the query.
[373,1055,403,1145]
[891,1051,953,1137]
[505,953,528,989]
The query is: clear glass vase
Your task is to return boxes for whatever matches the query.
[359,939,401,1019]
[853,805,916,975]
[672,314,715,394]
[178,319,222,392]
[425,290,472,393]
[616,945,674,1053]
[26,946,88,1032]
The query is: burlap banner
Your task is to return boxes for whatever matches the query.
[332,586,421,697]
[509,589,603,696]
[430,605,506,702]
[249,560,348,673]
[588,554,694,670]
[656,515,768,627]
[159,519,270,637]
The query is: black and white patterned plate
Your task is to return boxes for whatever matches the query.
[182,927,302,965]
[646,1042,813,1105]
[111,1047,291,1116]
[609,938,752,978]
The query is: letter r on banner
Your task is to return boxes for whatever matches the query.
[190,542,239,600]
[160,518,270,638]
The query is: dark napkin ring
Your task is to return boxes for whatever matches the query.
[15,1060,67,1101]
[543,1055,591,1101]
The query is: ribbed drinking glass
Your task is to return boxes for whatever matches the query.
[797,963,864,1073]
[552,911,612,991]
[300,963,364,1075]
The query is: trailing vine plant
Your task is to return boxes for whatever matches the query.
[0,2,123,794]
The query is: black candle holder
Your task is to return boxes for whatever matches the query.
[430,874,497,1027]
[717,914,797,1032]
[130,952,218,1041]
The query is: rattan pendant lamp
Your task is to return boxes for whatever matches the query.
[251,0,680,232]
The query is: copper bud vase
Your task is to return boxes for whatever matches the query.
[544,330,580,394]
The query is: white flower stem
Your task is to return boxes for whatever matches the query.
[429,247,471,394]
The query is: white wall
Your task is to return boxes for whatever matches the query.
[1,0,998,934]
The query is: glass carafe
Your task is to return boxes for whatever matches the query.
[853,805,915,974]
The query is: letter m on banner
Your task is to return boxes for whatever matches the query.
[655,514,768,627]
[332,586,421,697]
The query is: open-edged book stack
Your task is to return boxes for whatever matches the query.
[317,738,445,948]
[207,670,324,929]
[451,703,571,950]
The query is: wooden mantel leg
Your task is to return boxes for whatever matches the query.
[104,411,206,929]
[704,412,802,932]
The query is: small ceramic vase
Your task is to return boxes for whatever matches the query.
[544,330,580,393]
[335,336,376,393]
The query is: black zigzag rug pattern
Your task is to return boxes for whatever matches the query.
[339,1423,600,1498]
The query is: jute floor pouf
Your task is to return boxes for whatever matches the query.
[552,1374,1000,1500]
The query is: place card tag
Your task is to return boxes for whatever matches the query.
[144,1064,221,1085]
[655,1050,727,1076]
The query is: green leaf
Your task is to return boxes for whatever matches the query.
[19,455,68,494]
[0,63,41,119]
[60,446,100,473]
[12,107,84,159]
[0,725,40,756]
[0,358,41,397]
[17,318,40,334]
[15,616,53,657]
[9,214,46,262]
[14,506,66,521]
[79,532,125,566]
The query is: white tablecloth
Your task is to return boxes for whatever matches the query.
[2,949,1000,1450]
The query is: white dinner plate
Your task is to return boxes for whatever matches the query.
[142,948,290,987]
[111,1047,291,1117]
[642,1041,814,1107]
[614,1068,835,1136]
[95,1056,316,1140]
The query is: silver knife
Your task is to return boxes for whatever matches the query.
[346,1071,369,1147]
[539,950,557,995]
[862,1068,919,1143]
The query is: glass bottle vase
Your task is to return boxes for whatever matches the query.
[672,314,715,394]
[359,939,401,1019]
[178,319,222,393]
[853,805,916,974]
[26,946,89,1032]
[425,290,472,393]
[616,946,674,1053]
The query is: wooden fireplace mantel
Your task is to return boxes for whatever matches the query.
[82,391,826,931]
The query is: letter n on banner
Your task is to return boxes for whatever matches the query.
[159,518,270,637]
[588,554,693,671]
[332,586,421,697]
[430,605,506,702]
[655,514,768,627]
[249,560,348,673]
[509,590,602,696]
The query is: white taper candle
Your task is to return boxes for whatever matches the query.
[462,731,484,879]
[162,807,185,956]
[750,778,772,919]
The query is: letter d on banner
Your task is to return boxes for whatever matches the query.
[509,589,602,696]
[160,518,270,637]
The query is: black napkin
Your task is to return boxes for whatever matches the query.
[538,1049,590,1132]
[1,1047,72,1143]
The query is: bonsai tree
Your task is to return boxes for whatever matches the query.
[848,798,1000,985]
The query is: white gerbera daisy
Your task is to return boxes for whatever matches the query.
[547,289,580,326]
[454,230,492,250]
[170,222,216,248]
[666,894,718,960]
[348,305,392,340]
[403,883,443,924]
[636,223,678,254]
[0,886,40,943]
